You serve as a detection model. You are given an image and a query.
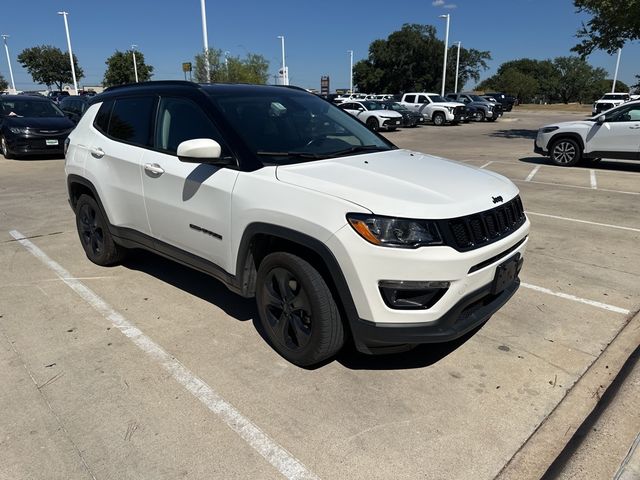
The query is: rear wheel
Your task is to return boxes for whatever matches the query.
[550,138,582,167]
[366,117,379,131]
[256,252,344,367]
[75,194,125,266]
[432,112,446,126]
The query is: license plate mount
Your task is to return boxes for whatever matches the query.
[491,253,521,294]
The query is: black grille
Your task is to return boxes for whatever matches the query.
[454,106,466,115]
[439,196,526,251]
[595,103,614,114]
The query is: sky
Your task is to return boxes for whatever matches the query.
[1,0,638,92]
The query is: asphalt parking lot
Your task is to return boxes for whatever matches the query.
[1,109,639,480]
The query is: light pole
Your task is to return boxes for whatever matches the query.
[439,14,450,97]
[612,48,622,93]
[277,35,288,85]
[200,0,211,82]
[348,50,353,93]
[224,50,230,80]
[1,35,16,94]
[131,44,139,83]
[454,41,461,94]
[57,12,78,95]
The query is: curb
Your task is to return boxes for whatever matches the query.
[495,309,640,480]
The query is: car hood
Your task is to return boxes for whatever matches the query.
[542,119,597,130]
[2,116,74,130]
[275,149,518,218]
[369,109,402,117]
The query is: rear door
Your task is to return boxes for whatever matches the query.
[87,96,155,234]
[140,96,238,271]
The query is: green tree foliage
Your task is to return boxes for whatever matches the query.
[353,24,490,93]
[17,45,84,91]
[632,75,640,93]
[573,0,640,55]
[103,50,154,87]
[0,73,8,91]
[554,56,607,103]
[193,48,269,84]
[477,69,539,103]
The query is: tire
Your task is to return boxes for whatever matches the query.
[432,112,446,126]
[256,252,344,367]
[487,116,497,122]
[366,117,379,131]
[474,110,486,122]
[75,194,125,266]
[1,136,13,159]
[550,138,582,167]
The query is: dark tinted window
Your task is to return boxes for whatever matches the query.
[155,97,224,154]
[404,95,416,103]
[108,97,155,146]
[417,95,428,103]
[94,100,113,133]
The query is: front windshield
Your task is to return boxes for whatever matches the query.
[0,98,65,118]
[210,90,393,165]
[470,95,488,102]
[428,95,447,103]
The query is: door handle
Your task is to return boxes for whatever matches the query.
[90,147,104,158]
[144,163,165,177]
[629,125,640,129]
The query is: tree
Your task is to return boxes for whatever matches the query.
[553,56,606,103]
[193,48,269,84]
[572,0,640,55]
[17,45,84,91]
[103,50,154,87]
[353,24,490,93]
[631,75,640,93]
[0,73,7,91]
[477,69,539,103]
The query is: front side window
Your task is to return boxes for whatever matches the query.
[606,104,640,122]
[108,96,155,147]
[417,95,428,103]
[154,97,226,155]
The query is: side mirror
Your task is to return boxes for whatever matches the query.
[597,115,606,124]
[357,107,364,112]
[177,138,229,165]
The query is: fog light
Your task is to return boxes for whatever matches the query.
[379,280,450,310]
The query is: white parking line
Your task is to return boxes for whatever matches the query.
[590,169,597,189]
[515,179,640,196]
[526,212,640,233]
[480,161,493,169]
[9,230,319,480]
[525,165,541,182]
[520,282,630,315]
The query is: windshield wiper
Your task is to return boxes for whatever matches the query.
[257,151,325,159]
[324,145,390,158]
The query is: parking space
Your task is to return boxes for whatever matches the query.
[1,109,639,479]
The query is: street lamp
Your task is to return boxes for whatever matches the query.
[131,44,139,83]
[454,41,461,94]
[348,50,353,94]
[439,14,450,97]
[1,35,16,94]
[277,35,288,85]
[612,48,622,93]
[200,0,211,82]
[57,11,78,95]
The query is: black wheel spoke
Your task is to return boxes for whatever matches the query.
[289,313,311,348]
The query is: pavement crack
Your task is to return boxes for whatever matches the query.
[3,231,67,243]
[38,371,65,390]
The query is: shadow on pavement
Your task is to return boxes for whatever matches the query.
[122,249,483,371]
[3,153,65,161]
[122,249,256,322]
[518,156,640,173]
[488,129,538,140]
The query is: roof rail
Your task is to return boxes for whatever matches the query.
[103,80,200,93]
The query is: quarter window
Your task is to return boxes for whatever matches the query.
[94,100,113,133]
[108,97,155,147]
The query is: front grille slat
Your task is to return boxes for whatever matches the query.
[443,196,526,252]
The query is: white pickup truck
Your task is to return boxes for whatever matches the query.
[398,92,467,126]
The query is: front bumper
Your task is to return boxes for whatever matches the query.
[351,278,520,353]
[4,132,69,156]
[382,118,402,129]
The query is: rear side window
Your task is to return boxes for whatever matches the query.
[108,97,155,147]
[404,95,416,103]
[94,100,113,133]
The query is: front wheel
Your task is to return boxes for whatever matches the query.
[75,194,125,266]
[432,112,446,126]
[366,117,379,131]
[550,138,582,167]
[256,252,344,367]
[474,111,486,122]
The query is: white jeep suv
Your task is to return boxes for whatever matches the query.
[535,100,640,166]
[65,81,529,366]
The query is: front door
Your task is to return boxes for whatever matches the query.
[586,103,640,159]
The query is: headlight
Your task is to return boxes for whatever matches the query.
[9,127,28,134]
[540,126,559,133]
[446,106,454,113]
[347,213,442,248]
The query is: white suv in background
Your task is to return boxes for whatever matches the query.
[65,81,529,366]
[535,100,640,166]
[398,93,467,126]
[338,100,403,131]
[592,92,631,115]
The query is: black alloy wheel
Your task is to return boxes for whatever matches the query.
[256,252,344,366]
[75,194,125,266]
[366,117,379,131]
